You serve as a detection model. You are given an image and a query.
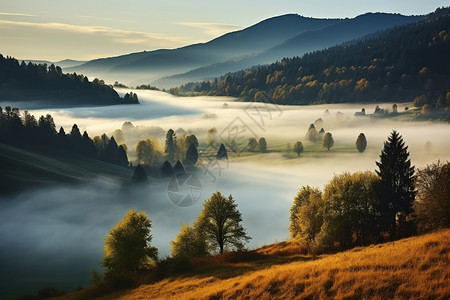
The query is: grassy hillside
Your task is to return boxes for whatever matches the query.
[0,143,133,195]
[61,229,449,300]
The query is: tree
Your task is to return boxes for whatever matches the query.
[206,127,217,145]
[258,137,267,152]
[185,143,198,167]
[171,224,208,258]
[293,141,304,157]
[289,186,323,240]
[195,192,251,254]
[318,171,380,249]
[185,134,199,149]
[375,130,415,239]
[101,209,158,273]
[322,132,334,150]
[161,160,173,177]
[173,160,185,175]
[307,124,318,143]
[165,129,177,163]
[356,133,367,153]
[136,140,153,165]
[132,165,148,182]
[247,137,258,152]
[117,145,129,167]
[217,143,228,159]
[414,161,450,233]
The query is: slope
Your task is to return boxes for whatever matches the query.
[0,143,133,196]
[61,229,450,299]
[68,14,337,84]
[153,13,419,88]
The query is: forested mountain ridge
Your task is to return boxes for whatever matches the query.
[67,13,418,88]
[156,12,420,88]
[0,55,139,107]
[174,8,450,107]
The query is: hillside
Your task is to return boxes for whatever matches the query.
[156,13,419,88]
[0,143,133,195]
[0,55,138,107]
[60,229,450,299]
[67,13,417,87]
[177,8,450,107]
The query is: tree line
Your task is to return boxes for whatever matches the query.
[173,8,449,115]
[0,55,139,106]
[290,130,449,252]
[0,106,129,167]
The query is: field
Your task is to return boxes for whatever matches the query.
[60,229,450,300]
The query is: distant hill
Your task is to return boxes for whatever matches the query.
[0,55,138,107]
[57,229,450,300]
[68,13,418,88]
[156,13,420,88]
[23,59,86,69]
[176,8,450,106]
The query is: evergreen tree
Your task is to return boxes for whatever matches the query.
[132,165,148,182]
[375,130,415,239]
[173,160,185,175]
[165,129,177,163]
[117,145,129,167]
[185,143,198,167]
[217,143,228,159]
[161,160,173,177]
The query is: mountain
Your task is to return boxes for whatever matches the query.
[22,59,86,69]
[67,14,339,85]
[176,8,450,107]
[155,13,420,88]
[0,55,139,107]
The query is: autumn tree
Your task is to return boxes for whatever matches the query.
[101,209,158,274]
[136,140,153,165]
[195,192,251,254]
[322,132,334,150]
[356,133,367,153]
[293,141,304,157]
[414,161,450,233]
[289,186,323,240]
[375,130,415,239]
[318,171,380,249]
[171,224,208,258]
[206,127,217,145]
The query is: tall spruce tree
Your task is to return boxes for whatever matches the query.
[375,130,415,239]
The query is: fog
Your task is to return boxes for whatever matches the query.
[1,90,450,298]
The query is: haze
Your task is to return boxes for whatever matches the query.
[1,90,449,297]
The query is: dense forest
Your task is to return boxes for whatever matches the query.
[0,106,129,166]
[0,55,139,106]
[173,8,450,108]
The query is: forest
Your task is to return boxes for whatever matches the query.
[0,55,139,106]
[173,8,450,114]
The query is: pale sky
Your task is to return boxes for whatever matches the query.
[0,0,448,61]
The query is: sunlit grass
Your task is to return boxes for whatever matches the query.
[62,229,450,299]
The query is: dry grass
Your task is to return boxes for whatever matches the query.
[61,230,450,300]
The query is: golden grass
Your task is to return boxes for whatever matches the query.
[61,230,450,299]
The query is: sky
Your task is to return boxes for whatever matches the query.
[0,0,448,61]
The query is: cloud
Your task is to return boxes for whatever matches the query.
[176,21,243,37]
[0,12,35,17]
[0,19,189,48]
